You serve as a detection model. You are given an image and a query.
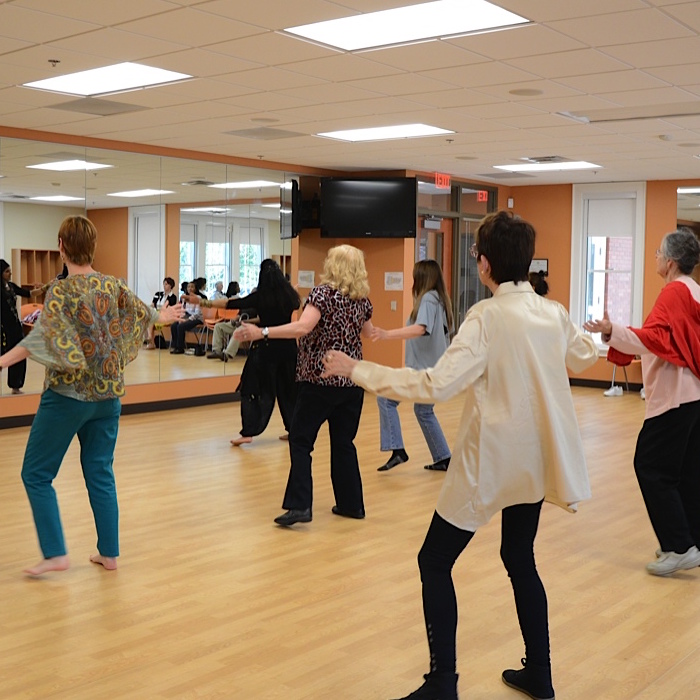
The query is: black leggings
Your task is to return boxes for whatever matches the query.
[417,502,549,674]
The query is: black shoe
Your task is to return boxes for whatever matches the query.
[502,659,554,700]
[206,351,223,360]
[170,348,185,355]
[378,450,409,472]
[331,505,365,519]
[391,672,458,700]
[274,509,312,527]
[424,457,450,471]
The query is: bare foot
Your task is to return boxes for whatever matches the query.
[11,388,24,395]
[23,555,70,576]
[279,433,289,441]
[90,554,118,570]
[230,435,253,446]
[145,343,156,350]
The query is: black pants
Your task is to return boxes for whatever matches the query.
[634,399,700,553]
[170,319,202,350]
[1,325,26,390]
[418,503,549,674]
[240,341,298,437]
[282,382,364,513]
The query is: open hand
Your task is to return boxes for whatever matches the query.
[158,303,185,325]
[583,311,612,336]
[322,349,357,378]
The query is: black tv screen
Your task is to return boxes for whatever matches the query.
[320,177,417,238]
[280,179,301,239]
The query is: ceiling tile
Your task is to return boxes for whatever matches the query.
[0,4,101,43]
[506,49,632,79]
[117,7,263,46]
[556,69,671,95]
[283,55,403,82]
[445,24,585,60]
[548,8,694,45]
[13,0,175,26]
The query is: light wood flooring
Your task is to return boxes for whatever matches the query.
[1,387,698,699]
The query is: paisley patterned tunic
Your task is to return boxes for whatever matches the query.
[20,273,157,401]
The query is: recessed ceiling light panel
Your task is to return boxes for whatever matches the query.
[28,160,113,172]
[208,180,279,189]
[108,189,174,197]
[493,161,602,172]
[30,195,84,202]
[317,123,454,142]
[285,0,529,52]
[22,62,191,97]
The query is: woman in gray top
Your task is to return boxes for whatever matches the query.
[371,259,453,471]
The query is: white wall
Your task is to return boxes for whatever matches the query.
[2,202,85,259]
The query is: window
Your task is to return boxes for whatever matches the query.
[239,242,262,295]
[204,240,229,296]
[179,222,196,291]
[570,184,646,346]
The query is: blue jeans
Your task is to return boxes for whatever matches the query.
[377,396,451,462]
[21,389,121,558]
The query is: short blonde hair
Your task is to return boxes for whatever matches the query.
[320,244,370,300]
[58,215,97,266]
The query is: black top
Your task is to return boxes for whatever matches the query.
[152,291,178,308]
[225,290,298,328]
[0,280,29,342]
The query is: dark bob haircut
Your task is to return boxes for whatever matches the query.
[475,211,535,285]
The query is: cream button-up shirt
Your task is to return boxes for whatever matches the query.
[352,281,598,531]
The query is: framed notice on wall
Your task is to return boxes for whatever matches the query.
[529,258,548,274]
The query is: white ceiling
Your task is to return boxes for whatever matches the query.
[1,0,700,217]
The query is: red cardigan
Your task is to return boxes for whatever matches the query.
[607,280,700,380]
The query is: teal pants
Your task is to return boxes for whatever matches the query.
[21,389,121,559]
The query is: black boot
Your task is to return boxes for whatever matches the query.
[390,671,458,700]
[502,659,554,700]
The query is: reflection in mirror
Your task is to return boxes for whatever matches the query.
[0,135,301,399]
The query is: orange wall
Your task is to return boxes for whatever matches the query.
[89,207,129,278]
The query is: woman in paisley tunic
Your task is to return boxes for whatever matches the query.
[0,216,183,576]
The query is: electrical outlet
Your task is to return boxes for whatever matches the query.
[390,300,397,311]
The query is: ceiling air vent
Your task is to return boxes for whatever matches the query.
[181,178,215,186]
[521,156,570,164]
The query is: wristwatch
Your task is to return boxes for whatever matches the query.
[261,327,269,338]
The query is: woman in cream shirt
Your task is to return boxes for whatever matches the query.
[323,211,597,700]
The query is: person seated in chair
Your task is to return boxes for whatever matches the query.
[170,282,203,355]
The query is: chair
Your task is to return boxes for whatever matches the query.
[187,306,218,350]
[605,350,641,396]
[20,303,43,335]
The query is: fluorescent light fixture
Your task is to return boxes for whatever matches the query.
[677,187,700,194]
[181,207,230,214]
[285,0,528,51]
[208,180,279,189]
[30,195,84,202]
[23,62,191,97]
[262,203,281,208]
[493,161,601,172]
[27,159,113,172]
[108,189,174,197]
[318,123,454,142]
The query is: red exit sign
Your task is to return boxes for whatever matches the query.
[476,190,488,202]
[434,172,451,189]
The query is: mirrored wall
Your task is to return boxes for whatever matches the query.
[0,136,298,397]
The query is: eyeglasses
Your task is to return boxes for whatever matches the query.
[469,243,478,259]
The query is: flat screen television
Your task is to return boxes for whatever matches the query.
[280,179,302,239]
[320,177,417,238]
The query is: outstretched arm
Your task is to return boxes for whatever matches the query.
[0,344,31,371]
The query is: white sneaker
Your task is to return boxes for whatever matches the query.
[603,385,623,397]
[640,387,646,400]
[646,546,700,576]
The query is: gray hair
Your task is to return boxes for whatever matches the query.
[661,228,700,275]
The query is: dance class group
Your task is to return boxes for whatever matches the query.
[2,211,699,700]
